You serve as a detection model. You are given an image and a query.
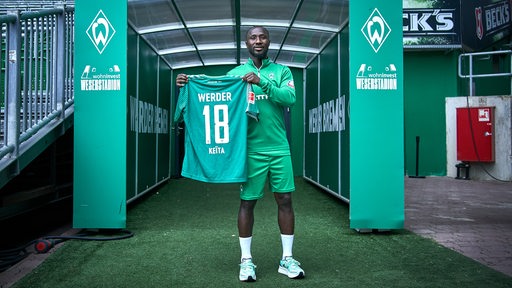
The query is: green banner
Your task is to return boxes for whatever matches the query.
[349,1,404,230]
[73,0,127,228]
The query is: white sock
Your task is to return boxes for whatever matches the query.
[281,234,294,259]
[239,236,252,261]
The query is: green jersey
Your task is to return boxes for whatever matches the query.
[228,58,296,155]
[174,75,253,183]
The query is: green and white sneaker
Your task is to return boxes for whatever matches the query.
[239,258,257,282]
[278,256,305,279]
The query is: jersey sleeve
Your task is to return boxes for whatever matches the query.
[258,66,296,107]
[173,84,188,123]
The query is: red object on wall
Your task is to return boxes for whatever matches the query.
[456,107,495,162]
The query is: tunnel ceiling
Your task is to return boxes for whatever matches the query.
[127,0,349,69]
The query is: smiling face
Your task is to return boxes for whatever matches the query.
[245,26,270,60]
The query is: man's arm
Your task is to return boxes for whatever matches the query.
[242,68,296,107]
[176,73,188,87]
[259,67,295,107]
[173,75,189,123]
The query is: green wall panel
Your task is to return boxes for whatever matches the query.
[126,26,138,200]
[157,58,171,182]
[404,51,458,176]
[339,27,350,200]
[126,30,171,201]
[169,69,179,178]
[318,38,340,193]
[289,68,304,176]
[304,58,319,181]
[137,40,158,192]
[304,33,350,201]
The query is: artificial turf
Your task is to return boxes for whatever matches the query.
[11,177,512,287]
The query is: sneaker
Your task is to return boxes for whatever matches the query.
[278,256,305,279]
[239,258,257,282]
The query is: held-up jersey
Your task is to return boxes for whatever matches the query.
[174,75,257,183]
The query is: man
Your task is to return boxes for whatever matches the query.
[176,26,304,282]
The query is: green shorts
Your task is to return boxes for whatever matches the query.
[240,153,295,200]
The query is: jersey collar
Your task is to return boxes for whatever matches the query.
[248,57,271,69]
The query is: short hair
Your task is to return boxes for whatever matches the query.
[245,26,270,41]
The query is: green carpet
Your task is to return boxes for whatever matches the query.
[12,177,512,287]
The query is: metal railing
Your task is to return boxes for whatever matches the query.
[0,1,74,11]
[458,50,512,96]
[0,6,74,167]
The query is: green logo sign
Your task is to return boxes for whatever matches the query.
[361,8,391,53]
[86,10,116,54]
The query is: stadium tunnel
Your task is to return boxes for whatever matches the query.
[1,0,512,265]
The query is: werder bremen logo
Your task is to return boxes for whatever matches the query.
[86,10,116,54]
[361,8,391,53]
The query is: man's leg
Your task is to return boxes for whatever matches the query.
[238,199,257,261]
[237,153,266,281]
[274,192,294,235]
[238,199,257,237]
[238,154,266,260]
[274,192,304,278]
[275,193,295,259]
[238,199,257,282]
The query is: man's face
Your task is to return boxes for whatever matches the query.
[246,27,270,59]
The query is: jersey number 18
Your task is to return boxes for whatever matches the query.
[203,104,229,144]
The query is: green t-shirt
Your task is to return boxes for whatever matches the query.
[228,58,296,155]
[174,75,253,183]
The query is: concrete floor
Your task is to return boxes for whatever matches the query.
[1,176,511,287]
[404,176,512,277]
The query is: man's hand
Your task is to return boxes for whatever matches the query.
[242,72,260,85]
[176,73,188,87]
